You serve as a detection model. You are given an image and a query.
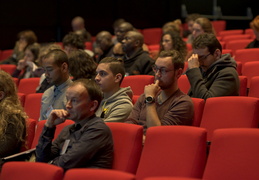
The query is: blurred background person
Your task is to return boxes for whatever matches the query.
[246,15,259,48]
[0,30,37,65]
[71,16,92,42]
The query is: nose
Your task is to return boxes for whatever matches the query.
[155,70,162,78]
[95,73,100,82]
[66,100,72,109]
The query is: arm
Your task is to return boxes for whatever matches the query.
[186,67,239,99]
[124,95,145,124]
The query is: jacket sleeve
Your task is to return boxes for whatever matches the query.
[186,67,239,99]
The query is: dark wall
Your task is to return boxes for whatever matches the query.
[0,0,181,50]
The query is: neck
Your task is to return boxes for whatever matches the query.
[160,84,179,100]
[103,86,120,99]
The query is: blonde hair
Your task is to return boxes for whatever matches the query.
[0,70,27,146]
[250,15,259,32]
[195,17,215,35]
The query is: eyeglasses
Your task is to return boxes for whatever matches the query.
[152,65,174,75]
[198,53,211,61]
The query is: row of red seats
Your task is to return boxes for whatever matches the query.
[3,126,259,180]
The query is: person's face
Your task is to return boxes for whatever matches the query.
[122,33,136,53]
[24,49,35,62]
[64,45,77,56]
[42,56,65,86]
[66,84,95,122]
[193,48,217,72]
[96,36,110,51]
[153,57,180,90]
[192,23,204,39]
[115,26,128,42]
[95,63,119,93]
[19,35,27,44]
[187,20,195,32]
[162,34,173,51]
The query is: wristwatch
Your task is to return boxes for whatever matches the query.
[145,96,155,104]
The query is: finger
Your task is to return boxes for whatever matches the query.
[155,80,159,85]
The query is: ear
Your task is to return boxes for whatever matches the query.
[134,39,140,47]
[214,49,222,59]
[90,100,99,112]
[114,73,122,84]
[61,62,68,73]
[175,68,183,79]
[0,91,5,101]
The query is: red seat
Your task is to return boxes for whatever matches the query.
[17,92,26,107]
[178,75,190,94]
[121,75,155,96]
[218,29,244,38]
[20,118,37,152]
[12,77,19,87]
[106,123,143,174]
[147,44,160,51]
[248,76,259,98]
[242,61,259,88]
[203,128,259,180]
[0,49,13,61]
[18,78,40,95]
[244,28,255,39]
[238,76,248,96]
[136,126,207,180]
[31,119,74,149]
[63,169,135,180]
[132,95,140,104]
[235,48,259,66]
[222,34,251,44]
[0,162,64,180]
[222,49,233,56]
[85,41,93,51]
[24,93,43,120]
[191,98,205,127]
[225,39,252,55]
[200,96,259,142]
[0,64,17,75]
[211,20,226,35]
[142,28,163,45]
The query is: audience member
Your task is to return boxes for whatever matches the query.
[71,16,92,42]
[159,30,187,59]
[36,43,62,93]
[62,32,94,57]
[121,31,155,75]
[94,31,114,63]
[113,22,148,58]
[39,49,72,120]
[112,18,126,44]
[186,33,239,99]
[95,57,133,122]
[246,15,259,48]
[0,30,37,65]
[162,19,183,36]
[12,43,41,79]
[68,49,97,81]
[36,78,113,170]
[184,13,201,43]
[0,70,27,158]
[192,17,215,39]
[125,50,194,135]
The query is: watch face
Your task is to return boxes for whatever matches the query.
[146,96,154,103]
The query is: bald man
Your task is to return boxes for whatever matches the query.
[121,31,154,75]
[94,31,114,63]
[71,16,92,42]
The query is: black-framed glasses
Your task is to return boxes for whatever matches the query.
[152,65,174,75]
[198,53,211,61]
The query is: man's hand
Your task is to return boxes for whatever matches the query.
[144,80,160,98]
[17,59,27,70]
[45,109,69,128]
[188,54,200,69]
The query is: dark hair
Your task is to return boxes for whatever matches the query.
[70,78,103,111]
[160,30,187,58]
[62,32,85,49]
[18,30,37,45]
[25,43,40,61]
[68,50,97,80]
[44,49,69,67]
[158,50,184,70]
[99,57,125,84]
[192,33,222,54]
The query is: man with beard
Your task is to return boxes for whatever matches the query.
[121,31,154,75]
[39,49,72,120]
[125,50,194,136]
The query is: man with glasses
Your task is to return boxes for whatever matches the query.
[186,33,239,99]
[125,50,194,136]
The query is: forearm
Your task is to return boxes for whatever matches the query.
[146,103,161,128]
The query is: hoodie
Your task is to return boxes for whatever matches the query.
[96,87,133,122]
